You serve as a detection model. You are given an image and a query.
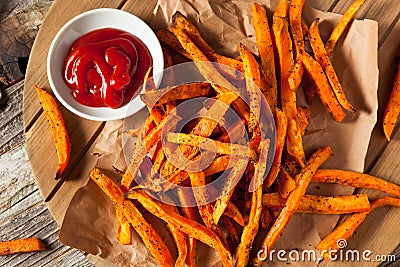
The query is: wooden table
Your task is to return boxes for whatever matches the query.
[0,0,399,266]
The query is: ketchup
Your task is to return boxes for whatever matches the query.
[64,28,152,109]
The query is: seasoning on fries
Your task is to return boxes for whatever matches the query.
[302,52,347,122]
[383,50,400,141]
[288,0,305,91]
[262,192,370,214]
[312,169,400,197]
[91,168,175,267]
[251,3,277,110]
[254,146,333,267]
[309,18,355,112]
[317,197,400,260]
[81,1,400,266]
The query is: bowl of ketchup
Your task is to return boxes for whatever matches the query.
[47,8,164,121]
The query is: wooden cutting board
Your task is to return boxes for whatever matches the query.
[23,0,158,224]
[23,0,400,266]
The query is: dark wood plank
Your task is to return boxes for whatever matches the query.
[305,0,337,11]
[0,144,38,218]
[0,0,52,21]
[0,81,24,155]
[42,249,93,267]
[0,0,53,88]
[380,245,400,267]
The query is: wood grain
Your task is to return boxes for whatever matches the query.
[22,0,126,210]
[305,0,337,11]
[22,1,126,203]
[0,0,53,88]
[34,0,159,225]
[0,81,24,155]
[121,0,158,23]
[18,0,400,266]
[0,145,92,266]
[25,109,105,201]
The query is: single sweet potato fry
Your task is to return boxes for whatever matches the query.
[262,193,370,214]
[252,3,277,109]
[312,169,400,197]
[272,1,305,166]
[296,106,311,136]
[156,29,191,59]
[325,0,367,56]
[121,126,146,191]
[238,43,264,131]
[115,206,132,245]
[141,82,210,107]
[286,119,306,167]
[273,0,296,118]
[0,238,46,256]
[383,56,400,141]
[35,85,71,180]
[235,140,267,266]
[317,211,367,260]
[288,0,305,91]
[264,109,288,188]
[166,132,256,160]
[176,188,199,267]
[277,169,296,199]
[224,201,245,227]
[172,11,243,76]
[203,155,231,177]
[212,158,248,225]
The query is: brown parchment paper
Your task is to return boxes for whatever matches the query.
[59,1,379,266]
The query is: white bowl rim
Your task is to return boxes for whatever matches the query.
[47,8,163,121]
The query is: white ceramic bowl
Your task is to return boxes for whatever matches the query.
[47,8,163,121]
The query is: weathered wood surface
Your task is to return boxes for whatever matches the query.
[0,147,91,267]
[0,0,399,266]
[0,1,92,266]
[0,81,24,155]
[0,0,52,88]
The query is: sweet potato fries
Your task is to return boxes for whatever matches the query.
[84,2,400,267]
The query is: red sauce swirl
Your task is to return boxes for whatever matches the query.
[64,28,152,109]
